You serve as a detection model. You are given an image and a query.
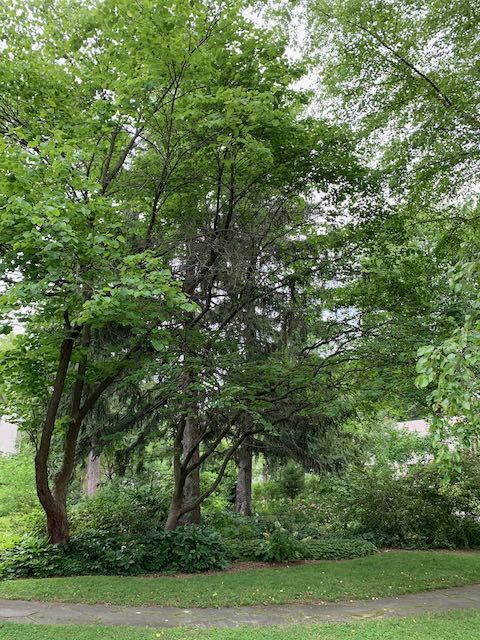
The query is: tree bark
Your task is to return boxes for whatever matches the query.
[165,491,183,531]
[35,323,131,544]
[166,357,202,530]
[179,414,201,525]
[235,444,253,516]
[45,500,70,544]
[165,411,187,532]
[85,450,101,497]
[35,333,76,544]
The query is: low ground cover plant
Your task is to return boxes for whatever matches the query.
[0,526,230,578]
[255,457,480,550]
[2,432,480,581]
[0,525,376,578]
[1,551,480,608]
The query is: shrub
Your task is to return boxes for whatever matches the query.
[228,535,376,562]
[0,535,63,579]
[252,480,282,513]
[301,538,377,560]
[65,531,146,575]
[204,511,266,541]
[0,447,45,551]
[257,456,480,551]
[347,464,480,549]
[204,511,287,543]
[272,508,330,540]
[140,526,231,573]
[0,530,145,578]
[257,523,303,562]
[277,462,305,502]
[70,482,169,536]
[0,517,18,550]
[254,479,349,538]
[0,448,38,519]
[0,525,231,579]
[227,523,303,563]
[0,514,44,550]
[227,539,261,560]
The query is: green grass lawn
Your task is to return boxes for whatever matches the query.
[0,551,480,608]
[2,610,480,639]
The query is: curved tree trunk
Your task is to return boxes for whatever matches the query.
[179,414,201,525]
[235,444,253,516]
[166,412,202,531]
[35,334,76,545]
[44,500,70,544]
[165,492,184,531]
[35,323,122,544]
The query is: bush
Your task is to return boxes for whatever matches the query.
[227,539,260,560]
[258,524,303,562]
[253,478,285,504]
[0,514,45,550]
[228,535,376,562]
[204,511,287,543]
[301,538,377,560]
[0,535,63,579]
[0,448,38,519]
[204,511,266,541]
[227,523,303,563]
[253,479,349,538]
[0,526,231,579]
[272,506,331,540]
[140,526,231,573]
[347,464,480,549]
[257,456,480,551]
[70,482,170,536]
[65,531,146,575]
[0,447,45,551]
[0,531,145,578]
[277,462,305,502]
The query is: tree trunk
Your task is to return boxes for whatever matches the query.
[235,444,253,516]
[177,237,202,527]
[45,500,70,544]
[262,463,269,482]
[165,491,183,531]
[179,414,201,525]
[34,334,76,545]
[85,450,101,497]
[36,443,73,544]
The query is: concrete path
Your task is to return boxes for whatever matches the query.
[1,584,480,628]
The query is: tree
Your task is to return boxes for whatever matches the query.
[0,0,249,542]
[278,461,305,501]
[82,72,369,530]
[308,0,480,456]
[1,0,410,542]
[416,217,480,470]
[309,0,479,203]
[235,441,254,516]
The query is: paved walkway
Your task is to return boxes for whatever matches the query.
[1,584,480,628]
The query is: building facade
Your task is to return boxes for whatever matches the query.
[0,417,19,455]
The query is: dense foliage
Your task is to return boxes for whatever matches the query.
[0,526,231,578]
[0,0,479,580]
